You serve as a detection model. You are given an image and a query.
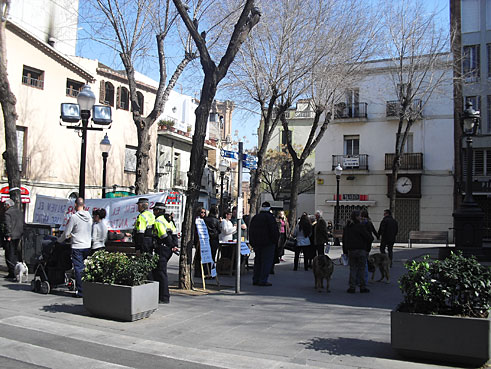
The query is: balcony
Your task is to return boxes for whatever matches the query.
[334,102,368,119]
[386,99,422,119]
[22,76,44,89]
[173,170,188,188]
[332,154,369,171]
[385,153,423,171]
[294,110,315,119]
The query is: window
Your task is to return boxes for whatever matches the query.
[344,135,359,156]
[403,133,413,153]
[463,149,491,176]
[117,86,130,110]
[488,95,491,132]
[131,91,144,114]
[22,65,44,89]
[463,45,480,81]
[124,145,137,172]
[66,79,84,98]
[100,81,115,107]
[209,112,218,122]
[488,44,491,77]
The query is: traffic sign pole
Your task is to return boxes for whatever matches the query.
[235,141,243,294]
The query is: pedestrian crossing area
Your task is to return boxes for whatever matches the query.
[0,315,317,369]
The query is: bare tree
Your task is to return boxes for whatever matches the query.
[226,0,333,216]
[260,148,313,201]
[172,0,260,289]
[381,0,451,213]
[90,0,197,194]
[0,0,21,206]
[280,0,379,224]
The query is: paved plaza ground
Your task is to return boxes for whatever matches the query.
[0,244,484,368]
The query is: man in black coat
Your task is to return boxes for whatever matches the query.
[378,209,398,266]
[2,199,24,279]
[342,210,372,293]
[249,202,280,286]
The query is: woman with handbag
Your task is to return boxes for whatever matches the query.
[293,214,312,271]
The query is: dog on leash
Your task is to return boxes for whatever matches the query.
[313,255,334,292]
[367,253,390,283]
[14,261,28,283]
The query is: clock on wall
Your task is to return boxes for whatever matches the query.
[396,176,413,194]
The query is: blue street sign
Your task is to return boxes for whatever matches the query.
[221,149,237,159]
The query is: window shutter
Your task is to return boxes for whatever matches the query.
[99,80,105,104]
[117,86,121,109]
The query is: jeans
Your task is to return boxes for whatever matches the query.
[253,244,275,284]
[72,248,91,296]
[348,249,368,289]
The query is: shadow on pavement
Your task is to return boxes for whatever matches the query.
[301,336,394,358]
[2,283,32,292]
[40,303,88,316]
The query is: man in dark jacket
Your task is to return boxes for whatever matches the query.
[378,209,398,266]
[3,199,24,279]
[249,202,280,286]
[342,210,372,293]
[314,210,329,256]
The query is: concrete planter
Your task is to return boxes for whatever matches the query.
[391,310,491,366]
[83,281,159,322]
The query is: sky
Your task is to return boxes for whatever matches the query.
[75,0,450,154]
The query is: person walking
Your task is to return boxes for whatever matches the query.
[58,197,92,297]
[313,210,329,256]
[293,214,312,271]
[133,198,155,254]
[359,208,378,285]
[152,202,178,304]
[91,208,107,254]
[276,211,289,262]
[2,199,24,280]
[204,205,220,263]
[249,202,280,286]
[378,209,398,267]
[342,210,373,293]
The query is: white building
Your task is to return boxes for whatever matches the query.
[315,57,454,242]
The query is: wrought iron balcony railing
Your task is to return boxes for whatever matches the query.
[385,153,423,170]
[334,102,368,119]
[332,154,369,170]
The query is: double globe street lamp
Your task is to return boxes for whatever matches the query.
[60,85,112,199]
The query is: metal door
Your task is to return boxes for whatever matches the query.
[395,199,420,243]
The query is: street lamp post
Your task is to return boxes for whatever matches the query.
[100,134,111,198]
[77,86,96,199]
[453,102,484,251]
[219,159,228,216]
[60,84,112,200]
[334,163,343,246]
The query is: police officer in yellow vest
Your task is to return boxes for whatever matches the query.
[152,201,177,304]
[133,198,155,254]
[164,213,178,248]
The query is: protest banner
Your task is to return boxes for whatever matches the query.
[33,193,169,231]
[195,218,218,288]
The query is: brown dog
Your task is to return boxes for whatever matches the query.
[313,255,334,292]
[367,253,390,283]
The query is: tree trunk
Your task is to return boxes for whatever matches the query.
[178,74,216,289]
[135,122,151,195]
[0,5,21,207]
[287,158,303,226]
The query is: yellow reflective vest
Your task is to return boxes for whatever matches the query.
[154,215,169,239]
[134,210,155,234]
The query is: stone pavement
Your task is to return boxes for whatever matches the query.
[0,244,471,368]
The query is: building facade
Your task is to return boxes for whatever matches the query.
[454,0,491,239]
[314,58,454,242]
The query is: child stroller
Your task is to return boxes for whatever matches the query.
[31,235,75,294]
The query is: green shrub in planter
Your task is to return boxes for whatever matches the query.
[83,250,158,287]
[398,251,491,318]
